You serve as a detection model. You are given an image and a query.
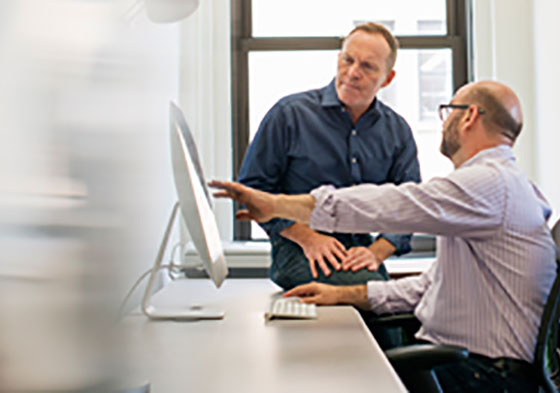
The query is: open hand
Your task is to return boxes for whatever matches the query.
[209,180,277,222]
[300,232,347,278]
[341,246,383,272]
[283,282,342,305]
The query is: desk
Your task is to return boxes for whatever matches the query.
[123,279,407,393]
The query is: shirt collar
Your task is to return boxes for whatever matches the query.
[321,79,381,117]
[459,144,515,169]
[321,79,342,107]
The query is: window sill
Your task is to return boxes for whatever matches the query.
[184,241,434,276]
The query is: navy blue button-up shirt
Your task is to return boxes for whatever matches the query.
[238,79,421,255]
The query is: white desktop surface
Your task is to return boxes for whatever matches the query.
[123,279,407,393]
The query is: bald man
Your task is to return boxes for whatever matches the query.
[211,81,557,392]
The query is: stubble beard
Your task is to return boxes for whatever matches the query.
[440,117,461,159]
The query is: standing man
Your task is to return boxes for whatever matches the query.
[238,23,421,290]
[212,80,557,392]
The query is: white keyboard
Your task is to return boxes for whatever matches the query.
[265,296,317,320]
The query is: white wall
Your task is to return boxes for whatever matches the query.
[179,0,233,241]
[533,0,560,224]
[472,0,535,178]
[473,0,560,223]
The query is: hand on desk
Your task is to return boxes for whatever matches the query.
[284,282,371,310]
[283,282,343,305]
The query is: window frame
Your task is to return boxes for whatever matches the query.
[231,0,473,241]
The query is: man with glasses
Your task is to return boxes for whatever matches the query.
[238,22,421,290]
[211,80,556,392]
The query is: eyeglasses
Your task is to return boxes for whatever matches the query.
[438,104,485,122]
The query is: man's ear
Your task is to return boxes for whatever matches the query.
[381,69,396,88]
[462,105,481,130]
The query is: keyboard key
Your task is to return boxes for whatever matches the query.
[265,296,317,320]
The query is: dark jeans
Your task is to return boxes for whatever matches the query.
[433,355,538,393]
[270,233,389,290]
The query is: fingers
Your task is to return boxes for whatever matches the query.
[299,295,322,304]
[309,259,319,279]
[283,283,323,305]
[316,258,331,277]
[344,253,369,271]
[303,237,345,277]
[283,283,318,298]
[282,282,338,305]
[341,247,381,272]
[235,210,254,221]
[333,240,348,258]
[308,257,332,278]
[350,259,372,272]
[324,252,341,272]
[341,248,359,270]
[209,180,244,200]
[208,179,237,191]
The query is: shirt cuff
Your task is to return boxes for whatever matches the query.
[366,280,390,313]
[377,233,412,256]
[260,218,296,241]
[309,185,337,233]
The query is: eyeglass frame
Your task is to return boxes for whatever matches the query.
[438,104,485,122]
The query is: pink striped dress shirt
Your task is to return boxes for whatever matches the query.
[310,145,557,362]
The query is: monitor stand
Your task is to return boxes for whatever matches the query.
[141,202,225,320]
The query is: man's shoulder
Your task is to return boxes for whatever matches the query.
[373,99,413,137]
[376,99,406,120]
[275,86,324,109]
[448,154,507,188]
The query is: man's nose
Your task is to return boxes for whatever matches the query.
[348,62,362,78]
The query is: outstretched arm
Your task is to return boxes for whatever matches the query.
[209,180,315,224]
[211,180,347,278]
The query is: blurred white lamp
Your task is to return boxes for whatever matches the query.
[145,0,200,23]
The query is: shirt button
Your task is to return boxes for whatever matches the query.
[351,129,357,136]
[351,157,357,164]
[341,107,346,112]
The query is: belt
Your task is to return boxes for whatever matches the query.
[470,353,535,379]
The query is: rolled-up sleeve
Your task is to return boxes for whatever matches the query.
[367,262,436,314]
[309,185,337,232]
[308,163,505,238]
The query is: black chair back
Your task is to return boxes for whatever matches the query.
[534,219,560,393]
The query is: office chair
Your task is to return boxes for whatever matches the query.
[381,218,560,393]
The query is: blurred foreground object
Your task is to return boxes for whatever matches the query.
[0,0,179,390]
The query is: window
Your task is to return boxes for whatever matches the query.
[232,0,472,240]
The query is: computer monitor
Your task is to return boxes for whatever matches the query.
[141,102,228,320]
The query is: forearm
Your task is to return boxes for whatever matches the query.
[337,284,370,310]
[367,237,396,262]
[367,263,435,314]
[377,233,412,256]
[274,194,316,224]
[280,222,316,246]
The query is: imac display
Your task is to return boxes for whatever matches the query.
[141,103,228,320]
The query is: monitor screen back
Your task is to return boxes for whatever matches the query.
[169,103,227,288]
